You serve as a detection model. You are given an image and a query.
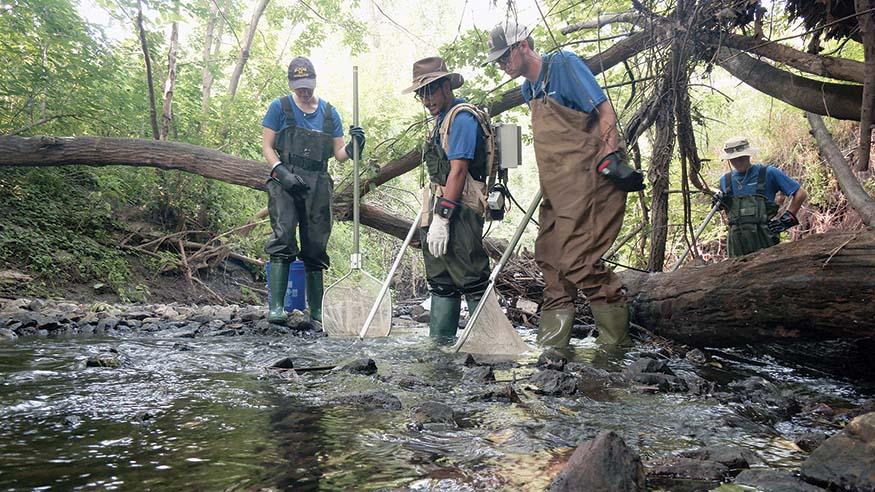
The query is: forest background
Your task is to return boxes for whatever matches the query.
[0,0,869,305]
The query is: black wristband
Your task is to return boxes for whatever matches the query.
[434,197,461,221]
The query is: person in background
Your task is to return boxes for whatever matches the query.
[261,56,365,325]
[713,136,808,257]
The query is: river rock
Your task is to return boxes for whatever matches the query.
[63,415,82,428]
[413,401,456,425]
[795,432,829,452]
[537,348,568,371]
[468,384,522,403]
[630,372,688,393]
[549,431,645,492]
[801,411,875,491]
[124,310,151,321]
[685,348,708,364]
[678,445,761,469]
[648,457,728,481]
[271,357,295,369]
[347,390,403,410]
[462,366,494,383]
[625,357,674,376]
[0,328,17,341]
[735,469,825,492]
[86,353,121,368]
[340,358,377,375]
[530,369,578,396]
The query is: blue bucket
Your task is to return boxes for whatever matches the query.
[265,260,307,313]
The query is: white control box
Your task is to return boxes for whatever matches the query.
[495,124,522,169]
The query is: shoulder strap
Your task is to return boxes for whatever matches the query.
[322,101,336,135]
[279,96,298,130]
[438,103,495,182]
[756,165,768,195]
[721,172,733,197]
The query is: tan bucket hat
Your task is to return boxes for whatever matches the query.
[720,136,758,160]
[401,56,464,94]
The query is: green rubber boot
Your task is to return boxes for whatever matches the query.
[305,270,324,322]
[268,260,290,325]
[537,307,576,349]
[591,302,632,347]
[429,295,461,344]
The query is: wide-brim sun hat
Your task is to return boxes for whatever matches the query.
[401,56,464,94]
[720,136,758,160]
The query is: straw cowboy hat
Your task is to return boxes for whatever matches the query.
[401,56,464,94]
[720,136,758,160]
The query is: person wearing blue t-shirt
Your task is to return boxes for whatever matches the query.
[401,56,491,343]
[485,21,631,348]
[714,136,808,257]
[261,56,366,326]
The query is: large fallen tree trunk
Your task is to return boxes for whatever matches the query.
[622,228,875,347]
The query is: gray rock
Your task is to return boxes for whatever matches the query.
[86,353,121,368]
[347,390,403,410]
[413,401,456,425]
[736,469,825,492]
[801,412,875,491]
[63,415,82,428]
[537,348,568,371]
[648,457,728,481]
[172,342,194,352]
[678,445,761,469]
[124,311,152,321]
[271,357,294,369]
[680,373,715,395]
[462,366,495,383]
[97,318,119,332]
[795,432,829,452]
[625,357,674,376]
[469,384,521,404]
[630,373,688,392]
[340,358,377,375]
[0,328,17,341]
[550,431,646,492]
[530,369,579,396]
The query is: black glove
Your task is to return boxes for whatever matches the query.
[597,151,645,192]
[272,164,309,194]
[711,191,727,211]
[767,210,799,234]
[345,125,366,158]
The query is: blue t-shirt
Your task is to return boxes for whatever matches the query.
[434,98,481,161]
[262,96,344,137]
[719,164,801,204]
[521,50,607,113]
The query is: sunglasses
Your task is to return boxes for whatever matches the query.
[414,79,445,100]
[496,44,518,66]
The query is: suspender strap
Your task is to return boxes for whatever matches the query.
[756,165,768,196]
[280,96,298,131]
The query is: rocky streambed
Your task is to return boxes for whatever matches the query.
[1,297,873,491]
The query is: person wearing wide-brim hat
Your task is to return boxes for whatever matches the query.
[403,56,491,343]
[713,136,808,257]
[484,21,634,349]
[260,56,367,326]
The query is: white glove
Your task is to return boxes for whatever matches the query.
[427,215,450,258]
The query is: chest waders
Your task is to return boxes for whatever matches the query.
[530,96,630,348]
[723,166,780,257]
[420,107,492,342]
[265,96,336,324]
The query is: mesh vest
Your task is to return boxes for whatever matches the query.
[722,165,780,257]
[274,96,336,172]
[423,103,488,186]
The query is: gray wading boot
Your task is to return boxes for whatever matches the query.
[305,270,324,323]
[429,295,461,344]
[537,307,576,349]
[268,260,291,325]
[591,302,632,347]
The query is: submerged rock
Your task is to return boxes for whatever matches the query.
[85,353,121,368]
[549,431,646,492]
[340,358,377,376]
[648,457,728,481]
[678,445,761,469]
[346,390,403,410]
[795,431,829,452]
[801,411,875,491]
[530,369,578,396]
[536,348,568,371]
[462,366,494,383]
[735,469,825,492]
[412,401,456,425]
[271,357,295,369]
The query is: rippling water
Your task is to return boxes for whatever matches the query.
[1,320,872,490]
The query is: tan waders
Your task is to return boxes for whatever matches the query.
[530,96,629,347]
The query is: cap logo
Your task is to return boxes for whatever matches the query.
[293,66,310,78]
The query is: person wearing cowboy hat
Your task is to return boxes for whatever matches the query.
[713,136,808,257]
[484,21,633,349]
[402,56,491,343]
[261,56,366,326]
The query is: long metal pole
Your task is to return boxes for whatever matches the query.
[452,189,542,352]
[359,206,424,339]
[670,202,721,272]
[351,66,361,268]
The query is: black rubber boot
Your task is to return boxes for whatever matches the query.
[536,307,575,349]
[268,260,290,325]
[592,302,632,347]
[429,295,461,344]
[305,270,324,322]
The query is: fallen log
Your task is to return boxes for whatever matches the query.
[622,228,875,347]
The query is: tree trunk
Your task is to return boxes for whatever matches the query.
[623,229,875,346]
[227,0,270,99]
[136,3,159,140]
[200,3,218,135]
[855,0,875,171]
[806,113,875,226]
[160,22,178,141]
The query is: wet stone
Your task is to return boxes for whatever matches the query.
[685,348,708,364]
[630,372,688,393]
[462,366,494,383]
[678,445,761,469]
[735,469,825,492]
[172,342,194,352]
[530,369,579,396]
[468,384,521,403]
[346,390,403,410]
[550,431,645,492]
[801,412,875,491]
[413,401,456,425]
[97,318,119,332]
[680,373,715,395]
[648,457,728,481]
[340,358,377,375]
[0,328,17,341]
[795,432,829,452]
[124,311,151,321]
[625,357,674,376]
[86,353,121,368]
[62,415,82,428]
[537,348,568,371]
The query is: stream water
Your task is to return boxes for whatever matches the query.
[1,319,873,491]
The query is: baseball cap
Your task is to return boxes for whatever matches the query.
[484,21,532,66]
[288,56,316,90]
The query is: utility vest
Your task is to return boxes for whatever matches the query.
[274,96,336,173]
[421,103,491,224]
[722,165,780,257]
